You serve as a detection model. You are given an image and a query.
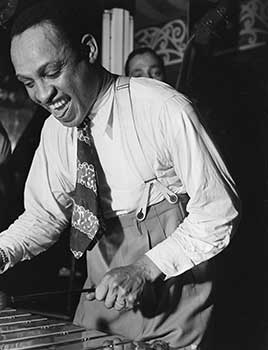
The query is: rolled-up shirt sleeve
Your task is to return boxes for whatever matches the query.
[0,119,73,271]
[146,98,241,278]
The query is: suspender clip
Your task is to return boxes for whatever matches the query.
[154,180,178,204]
[136,181,152,222]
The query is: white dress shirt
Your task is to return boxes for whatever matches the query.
[0,77,240,278]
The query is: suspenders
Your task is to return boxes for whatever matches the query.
[115,76,178,222]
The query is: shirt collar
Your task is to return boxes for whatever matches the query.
[89,78,116,137]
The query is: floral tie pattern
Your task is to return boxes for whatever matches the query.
[70,119,102,259]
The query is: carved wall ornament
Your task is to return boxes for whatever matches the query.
[134,19,188,66]
[239,0,268,50]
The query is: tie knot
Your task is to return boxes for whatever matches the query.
[77,118,92,146]
[78,117,91,131]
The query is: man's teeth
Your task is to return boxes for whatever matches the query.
[50,99,69,111]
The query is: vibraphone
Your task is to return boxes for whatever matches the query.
[0,308,158,349]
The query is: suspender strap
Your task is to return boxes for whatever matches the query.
[114,76,178,221]
[115,76,154,221]
[115,76,155,181]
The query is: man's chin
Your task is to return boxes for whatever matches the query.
[56,115,85,128]
[57,119,76,128]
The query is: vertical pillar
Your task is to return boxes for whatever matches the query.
[102,8,134,75]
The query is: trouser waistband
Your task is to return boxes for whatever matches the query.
[104,194,189,229]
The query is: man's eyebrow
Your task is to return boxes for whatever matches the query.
[16,73,32,81]
[38,60,64,75]
[15,62,49,80]
[16,60,64,80]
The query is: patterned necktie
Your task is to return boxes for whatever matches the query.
[70,118,104,259]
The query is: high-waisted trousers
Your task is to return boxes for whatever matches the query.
[74,197,215,349]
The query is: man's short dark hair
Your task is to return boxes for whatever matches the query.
[125,47,165,76]
[10,0,92,55]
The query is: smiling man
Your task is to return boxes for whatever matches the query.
[0,1,240,349]
[11,23,104,128]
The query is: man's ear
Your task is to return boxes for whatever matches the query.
[81,34,98,63]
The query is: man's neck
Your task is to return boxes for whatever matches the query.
[85,67,117,123]
[97,68,117,100]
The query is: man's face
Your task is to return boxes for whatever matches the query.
[11,22,99,127]
[128,52,165,82]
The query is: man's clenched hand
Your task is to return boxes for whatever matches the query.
[86,255,162,311]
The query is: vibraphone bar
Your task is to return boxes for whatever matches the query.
[0,308,156,349]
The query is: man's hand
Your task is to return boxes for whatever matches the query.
[86,255,162,311]
[96,263,146,311]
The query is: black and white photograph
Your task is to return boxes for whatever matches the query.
[0,0,267,349]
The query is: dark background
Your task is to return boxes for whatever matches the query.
[0,0,267,349]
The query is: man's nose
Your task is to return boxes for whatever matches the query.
[35,81,55,104]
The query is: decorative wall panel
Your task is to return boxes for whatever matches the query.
[239,0,268,50]
[134,2,189,87]
[134,19,188,67]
